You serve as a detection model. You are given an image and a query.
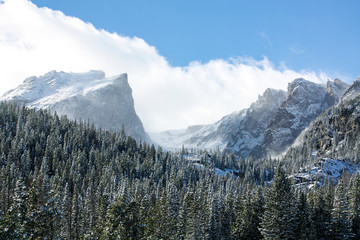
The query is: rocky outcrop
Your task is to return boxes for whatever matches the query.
[250,78,348,158]
[1,70,149,142]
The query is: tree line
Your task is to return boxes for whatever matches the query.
[0,101,359,239]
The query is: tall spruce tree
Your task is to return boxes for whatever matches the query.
[331,179,353,240]
[350,172,360,238]
[260,163,296,240]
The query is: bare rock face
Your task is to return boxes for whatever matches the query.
[223,88,286,158]
[152,77,349,160]
[287,79,360,161]
[151,88,287,158]
[341,76,360,102]
[1,70,149,142]
[250,78,348,158]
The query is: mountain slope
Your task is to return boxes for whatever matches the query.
[152,78,348,159]
[151,88,287,157]
[288,80,360,162]
[250,78,348,158]
[1,70,149,141]
[341,76,360,102]
[223,89,287,157]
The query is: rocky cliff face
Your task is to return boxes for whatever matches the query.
[223,89,286,158]
[287,77,360,160]
[151,77,349,159]
[1,70,149,142]
[150,88,287,157]
[341,77,360,102]
[250,78,348,158]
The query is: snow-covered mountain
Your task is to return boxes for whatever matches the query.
[288,78,360,161]
[150,88,287,157]
[250,78,349,158]
[151,78,349,159]
[0,70,150,142]
[341,76,360,102]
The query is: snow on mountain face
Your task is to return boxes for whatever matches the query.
[288,85,360,161]
[250,78,348,159]
[341,76,360,102]
[150,88,287,157]
[1,70,149,142]
[223,88,287,157]
[327,78,349,102]
[150,112,243,151]
[1,70,106,105]
[152,77,348,159]
[290,158,357,188]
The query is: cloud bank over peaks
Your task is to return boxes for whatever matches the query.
[0,0,331,132]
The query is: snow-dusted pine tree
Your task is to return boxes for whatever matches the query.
[260,163,296,240]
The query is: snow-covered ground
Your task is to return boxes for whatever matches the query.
[0,70,120,108]
[290,158,358,188]
[183,154,238,178]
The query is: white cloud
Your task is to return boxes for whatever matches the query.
[259,31,272,47]
[0,0,331,132]
[290,46,305,55]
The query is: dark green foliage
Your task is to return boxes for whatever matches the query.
[1,101,360,239]
[331,179,353,239]
[260,163,297,240]
[350,172,360,239]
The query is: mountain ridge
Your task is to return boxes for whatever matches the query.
[151,77,350,159]
[0,70,150,142]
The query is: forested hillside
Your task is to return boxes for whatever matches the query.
[285,94,360,171]
[1,101,360,239]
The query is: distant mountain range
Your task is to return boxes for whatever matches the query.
[0,70,150,142]
[151,77,354,159]
[3,70,360,161]
[288,77,360,160]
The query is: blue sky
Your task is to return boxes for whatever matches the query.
[31,0,360,79]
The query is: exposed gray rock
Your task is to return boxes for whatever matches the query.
[341,76,360,102]
[250,78,348,158]
[152,77,349,160]
[223,88,286,158]
[151,88,287,158]
[1,70,149,142]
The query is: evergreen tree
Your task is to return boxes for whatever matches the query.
[308,188,330,239]
[207,194,221,240]
[102,193,141,240]
[260,163,296,240]
[350,172,360,238]
[232,188,264,240]
[294,191,310,240]
[331,179,353,240]
[0,178,28,239]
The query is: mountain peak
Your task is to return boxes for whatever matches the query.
[326,78,349,103]
[250,77,342,159]
[112,73,129,88]
[0,70,149,142]
[341,76,360,102]
[287,78,318,92]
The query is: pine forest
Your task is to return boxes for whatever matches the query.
[0,100,360,239]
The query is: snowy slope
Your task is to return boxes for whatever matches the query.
[341,76,360,102]
[152,78,348,159]
[288,80,360,161]
[290,158,357,188]
[1,70,106,105]
[150,88,286,157]
[1,70,150,142]
[250,78,348,158]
